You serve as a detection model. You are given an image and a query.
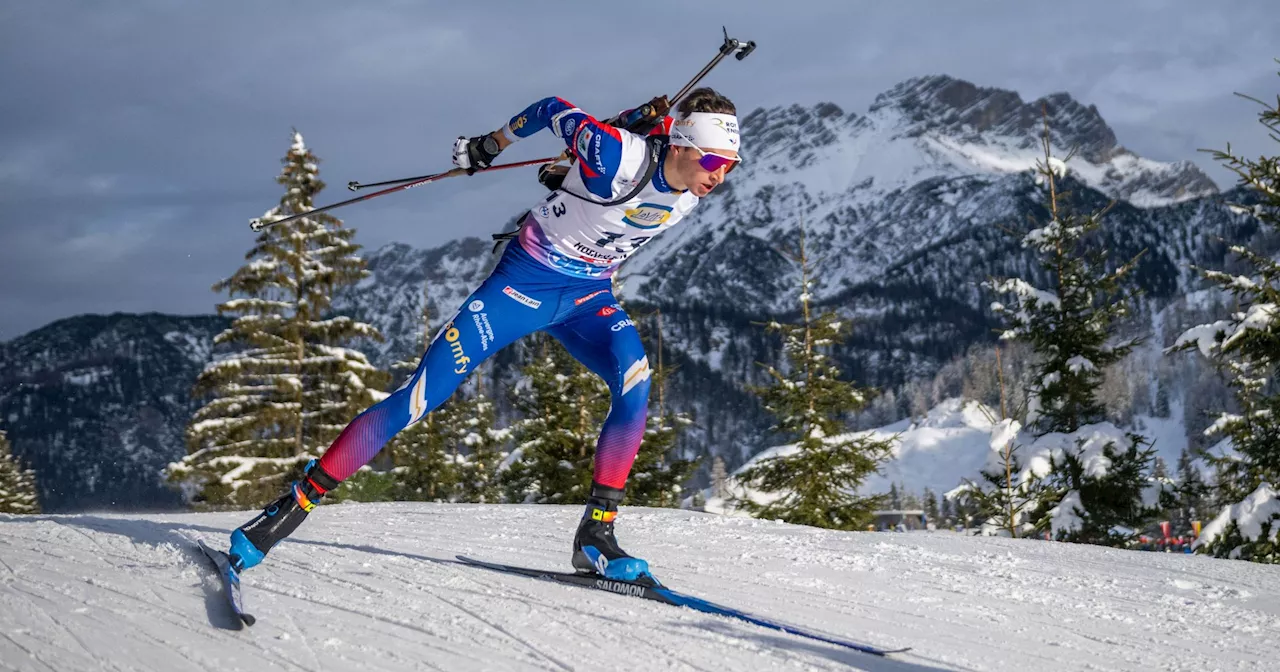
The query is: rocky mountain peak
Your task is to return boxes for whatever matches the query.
[730,74,1216,206]
[868,74,1120,163]
[738,101,863,165]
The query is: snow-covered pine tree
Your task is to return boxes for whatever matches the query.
[710,456,729,500]
[952,416,1047,537]
[939,494,954,527]
[1152,456,1169,480]
[988,110,1163,546]
[1174,448,1211,534]
[501,334,610,504]
[1174,72,1280,562]
[734,224,894,530]
[923,488,939,525]
[0,429,40,514]
[169,131,388,509]
[384,399,461,503]
[623,308,698,508]
[901,487,922,511]
[952,347,1045,537]
[453,375,508,503]
[952,495,977,530]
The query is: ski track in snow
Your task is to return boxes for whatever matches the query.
[1,504,1276,672]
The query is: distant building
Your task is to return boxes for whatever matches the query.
[872,509,927,531]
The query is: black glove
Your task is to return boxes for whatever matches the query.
[538,164,570,191]
[452,133,502,173]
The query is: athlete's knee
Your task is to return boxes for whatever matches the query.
[394,361,462,428]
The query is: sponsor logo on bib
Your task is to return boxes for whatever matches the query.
[622,203,673,230]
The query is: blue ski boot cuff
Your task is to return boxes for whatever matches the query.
[230,529,265,571]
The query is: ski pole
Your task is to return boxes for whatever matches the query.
[346,150,569,191]
[610,26,756,132]
[247,154,562,232]
[671,26,756,105]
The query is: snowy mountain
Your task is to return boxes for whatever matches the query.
[0,313,227,511]
[2,504,1275,671]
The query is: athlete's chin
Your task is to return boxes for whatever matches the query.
[692,183,716,197]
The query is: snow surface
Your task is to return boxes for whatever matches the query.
[1,504,1276,671]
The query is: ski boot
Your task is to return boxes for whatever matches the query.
[571,483,653,583]
[228,459,339,572]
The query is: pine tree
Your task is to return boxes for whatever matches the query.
[0,430,40,514]
[954,416,1049,538]
[1042,437,1165,545]
[951,494,977,530]
[734,223,894,530]
[1154,380,1172,418]
[901,486,922,511]
[1173,69,1280,562]
[501,334,610,504]
[939,494,954,527]
[923,488,940,524]
[955,348,1046,537]
[710,456,729,500]
[169,131,388,508]
[1153,457,1169,480]
[1174,449,1211,533]
[988,110,1162,545]
[453,377,508,503]
[384,400,462,502]
[624,309,698,508]
[988,125,1144,437]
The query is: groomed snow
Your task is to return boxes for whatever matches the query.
[2,503,1276,671]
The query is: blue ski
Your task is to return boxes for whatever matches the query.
[456,555,907,657]
[198,540,256,626]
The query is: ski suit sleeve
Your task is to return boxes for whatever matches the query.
[502,97,624,199]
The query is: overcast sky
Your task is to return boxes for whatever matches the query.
[2,1,1278,340]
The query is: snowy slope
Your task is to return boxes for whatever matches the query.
[719,399,998,502]
[2,504,1276,672]
[720,398,1203,505]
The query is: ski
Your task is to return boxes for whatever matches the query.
[456,555,908,657]
[198,540,256,627]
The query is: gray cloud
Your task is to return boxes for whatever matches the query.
[2,1,1278,339]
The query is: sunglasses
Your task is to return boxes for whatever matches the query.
[671,129,740,174]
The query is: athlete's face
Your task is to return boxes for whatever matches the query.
[669,144,739,198]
